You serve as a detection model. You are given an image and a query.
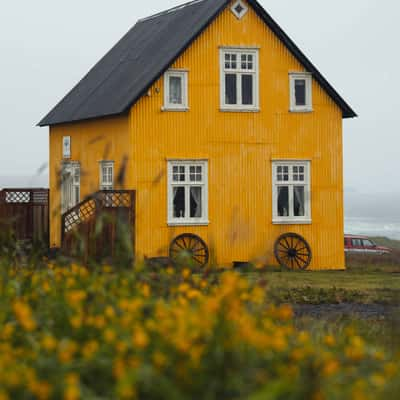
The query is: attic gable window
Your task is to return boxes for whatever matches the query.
[231,0,248,19]
[163,70,188,111]
[290,73,313,112]
[220,48,259,111]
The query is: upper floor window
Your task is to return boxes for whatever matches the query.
[289,73,312,112]
[163,70,188,111]
[167,160,208,226]
[220,48,259,111]
[272,160,311,224]
[100,161,114,190]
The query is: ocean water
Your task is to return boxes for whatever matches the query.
[345,217,400,240]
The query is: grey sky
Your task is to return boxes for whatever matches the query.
[0,0,399,195]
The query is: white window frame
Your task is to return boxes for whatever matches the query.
[62,136,71,159]
[167,160,209,226]
[163,69,189,111]
[99,161,114,191]
[289,73,313,112]
[61,161,80,214]
[220,47,259,111]
[272,160,311,224]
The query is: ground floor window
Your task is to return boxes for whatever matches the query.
[99,161,114,190]
[61,162,80,214]
[272,160,311,224]
[167,160,208,225]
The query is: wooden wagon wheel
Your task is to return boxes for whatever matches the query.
[169,233,209,268]
[274,233,312,270]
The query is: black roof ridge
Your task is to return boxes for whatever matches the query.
[138,0,207,23]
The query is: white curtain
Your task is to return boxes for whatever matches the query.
[293,186,305,216]
[170,77,182,104]
[190,187,202,218]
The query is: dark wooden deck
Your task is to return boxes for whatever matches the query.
[61,190,136,263]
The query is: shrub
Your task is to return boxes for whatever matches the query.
[0,264,399,399]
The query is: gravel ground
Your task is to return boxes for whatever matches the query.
[294,303,399,320]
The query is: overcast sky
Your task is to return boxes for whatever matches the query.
[0,0,399,195]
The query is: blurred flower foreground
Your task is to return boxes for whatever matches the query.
[0,263,398,400]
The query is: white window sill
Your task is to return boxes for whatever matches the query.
[168,220,209,227]
[220,107,260,113]
[161,106,189,112]
[272,219,312,225]
[289,108,313,113]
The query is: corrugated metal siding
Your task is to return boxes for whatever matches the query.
[129,1,345,270]
[49,1,345,269]
[49,116,131,247]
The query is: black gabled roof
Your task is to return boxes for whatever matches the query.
[39,0,356,127]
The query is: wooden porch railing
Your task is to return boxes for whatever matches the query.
[61,190,135,263]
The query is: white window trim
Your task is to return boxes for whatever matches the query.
[272,160,312,224]
[99,160,114,191]
[220,47,259,112]
[62,136,71,159]
[289,72,313,113]
[167,160,209,226]
[163,69,189,111]
[231,0,248,19]
[61,161,80,214]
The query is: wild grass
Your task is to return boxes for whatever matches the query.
[0,221,400,399]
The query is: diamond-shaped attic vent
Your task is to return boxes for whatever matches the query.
[231,0,248,19]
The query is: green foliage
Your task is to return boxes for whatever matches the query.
[0,263,399,399]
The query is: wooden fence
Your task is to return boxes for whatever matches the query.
[0,188,49,245]
[61,190,135,263]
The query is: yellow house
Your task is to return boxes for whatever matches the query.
[39,0,356,270]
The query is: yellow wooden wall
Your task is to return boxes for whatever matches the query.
[129,1,345,270]
[49,0,345,269]
[49,116,131,247]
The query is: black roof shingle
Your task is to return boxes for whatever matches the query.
[39,0,356,126]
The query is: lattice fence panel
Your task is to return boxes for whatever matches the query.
[5,191,31,203]
[64,199,97,233]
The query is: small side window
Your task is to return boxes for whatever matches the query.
[163,70,188,111]
[99,161,114,190]
[362,239,375,248]
[289,73,312,112]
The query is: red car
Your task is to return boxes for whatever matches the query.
[344,235,391,255]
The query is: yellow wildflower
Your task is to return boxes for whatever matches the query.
[277,304,293,321]
[182,268,191,279]
[323,359,339,377]
[1,323,14,340]
[66,290,86,307]
[370,374,386,388]
[105,305,116,319]
[132,327,149,349]
[324,335,336,347]
[103,328,116,343]
[30,381,52,400]
[82,340,99,360]
[113,358,126,379]
[41,334,57,351]
[13,301,36,332]
[141,283,151,298]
